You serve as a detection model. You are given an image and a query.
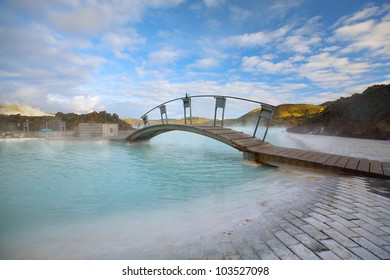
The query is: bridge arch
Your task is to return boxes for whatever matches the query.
[126,124,260,152]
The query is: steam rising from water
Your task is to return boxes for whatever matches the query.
[0,128,388,259]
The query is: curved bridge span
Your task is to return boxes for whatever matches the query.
[126,124,264,152]
[126,94,390,179]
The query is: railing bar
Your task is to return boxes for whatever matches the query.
[141,95,275,118]
[189,95,274,107]
[140,97,184,118]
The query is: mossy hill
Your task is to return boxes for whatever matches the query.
[233,104,326,126]
[287,84,390,140]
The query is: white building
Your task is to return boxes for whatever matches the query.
[78,123,118,138]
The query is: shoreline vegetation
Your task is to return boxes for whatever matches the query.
[1,84,389,140]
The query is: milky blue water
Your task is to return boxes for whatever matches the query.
[1,128,386,259]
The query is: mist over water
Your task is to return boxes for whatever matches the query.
[0,128,388,259]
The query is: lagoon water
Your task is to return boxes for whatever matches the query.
[0,128,389,259]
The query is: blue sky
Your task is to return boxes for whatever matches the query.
[0,0,389,118]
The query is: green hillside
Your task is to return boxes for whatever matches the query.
[235,104,326,126]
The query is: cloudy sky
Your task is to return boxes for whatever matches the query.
[0,0,389,118]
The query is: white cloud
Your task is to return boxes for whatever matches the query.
[51,6,105,35]
[189,58,220,69]
[302,53,370,74]
[299,52,371,88]
[221,25,291,48]
[241,50,373,90]
[334,4,380,27]
[283,35,321,53]
[203,0,226,8]
[47,94,104,113]
[147,49,181,66]
[0,22,106,113]
[278,16,322,54]
[100,29,145,59]
[339,21,390,57]
[241,56,295,74]
[334,19,375,38]
[269,0,304,17]
[228,5,252,22]
[71,95,103,113]
[330,3,390,57]
[49,0,184,35]
[0,23,103,81]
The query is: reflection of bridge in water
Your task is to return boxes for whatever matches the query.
[127,95,390,179]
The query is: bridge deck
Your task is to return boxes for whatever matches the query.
[128,125,390,179]
[192,126,390,179]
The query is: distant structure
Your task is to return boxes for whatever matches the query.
[78,123,118,138]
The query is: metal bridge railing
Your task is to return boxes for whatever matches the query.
[140,94,275,142]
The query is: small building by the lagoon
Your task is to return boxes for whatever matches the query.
[78,123,118,138]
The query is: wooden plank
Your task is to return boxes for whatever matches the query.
[290,149,314,160]
[314,153,333,164]
[370,160,383,175]
[357,158,370,172]
[258,146,291,157]
[258,146,286,155]
[299,151,320,160]
[194,126,227,130]
[248,143,274,152]
[211,129,237,135]
[297,151,313,161]
[275,148,300,157]
[233,137,263,147]
[222,133,252,141]
[285,149,312,160]
[324,154,342,166]
[381,162,390,177]
[334,156,350,168]
[271,147,296,156]
[345,157,359,170]
[305,152,326,162]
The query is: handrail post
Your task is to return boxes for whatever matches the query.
[141,115,149,127]
[262,110,273,142]
[214,96,226,127]
[252,104,274,141]
[182,94,192,125]
[252,107,262,137]
[159,105,168,124]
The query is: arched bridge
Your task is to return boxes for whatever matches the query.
[127,94,275,150]
[127,94,390,179]
[127,124,269,152]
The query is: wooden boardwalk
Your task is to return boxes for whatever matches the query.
[128,125,390,179]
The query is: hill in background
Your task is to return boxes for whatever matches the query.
[234,104,326,127]
[287,84,390,140]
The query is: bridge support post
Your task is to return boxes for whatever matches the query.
[182,95,192,125]
[159,105,168,124]
[253,104,274,141]
[141,115,149,127]
[243,152,256,162]
[214,96,226,127]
